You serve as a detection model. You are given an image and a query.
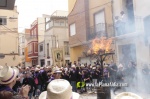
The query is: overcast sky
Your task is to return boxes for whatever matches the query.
[15,0,68,32]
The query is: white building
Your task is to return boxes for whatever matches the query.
[44,11,70,66]
[113,0,150,67]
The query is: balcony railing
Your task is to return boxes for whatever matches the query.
[27,36,38,42]
[87,23,115,41]
[113,16,144,36]
[87,23,107,41]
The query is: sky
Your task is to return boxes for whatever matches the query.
[15,0,68,32]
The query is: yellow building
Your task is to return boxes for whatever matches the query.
[68,0,114,64]
[0,6,21,66]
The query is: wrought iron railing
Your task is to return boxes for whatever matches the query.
[87,23,116,41]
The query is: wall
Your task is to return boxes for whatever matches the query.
[70,45,84,62]
[37,17,45,43]
[0,7,20,66]
[89,0,113,26]
[68,0,89,46]
[45,24,69,65]
[68,0,77,14]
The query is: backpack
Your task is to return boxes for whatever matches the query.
[34,77,38,85]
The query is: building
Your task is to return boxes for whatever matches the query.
[68,0,114,64]
[113,0,150,67]
[22,29,31,67]
[45,10,69,66]
[37,16,46,66]
[0,0,16,10]
[0,6,21,66]
[27,20,38,66]
[19,32,25,64]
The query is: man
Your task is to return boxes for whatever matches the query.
[22,72,36,99]
[109,62,118,82]
[0,66,30,99]
[69,65,77,92]
[120,11,127,34]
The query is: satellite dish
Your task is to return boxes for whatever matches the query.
[0,53,5,59]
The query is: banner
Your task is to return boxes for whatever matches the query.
[52,48,64,63]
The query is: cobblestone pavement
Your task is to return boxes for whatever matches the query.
[79,90,150,99]
[79,93,97,99]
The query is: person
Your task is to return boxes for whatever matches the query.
[57,53,61,60]
[69,65,77,92]
[120,11,127,34]
[39,79,80,99]
[22,72,36,99]
[0,66,30,99]
[91,67,99,93]
[103,65,110,83]
[113,64,125,95]
[0,90,13,99]
[114,16,122,35]
[109,62,118,82]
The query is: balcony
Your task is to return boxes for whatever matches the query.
[87,23,115,41]
[113,16,144,37]
[27,36,38,43]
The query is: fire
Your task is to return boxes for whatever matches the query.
[89,37,112,54]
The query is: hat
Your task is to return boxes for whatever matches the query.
[52,67,62,74]
[118,64,123,68]
[36,65,40,68]
[81,64,85,68]
[39,79,80,99]
[0,66,19,84]
[92,67,96,69]
[35,68,40,71]
[72,65,76,68]
[104,65,108,68]
[0,65,3,70]
[115,92,142,99]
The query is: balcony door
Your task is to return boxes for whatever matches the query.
[94,10,105,34]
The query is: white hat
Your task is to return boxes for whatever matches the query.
[0,65,3,70]
[39,79,80,99]
[36,65,40,68]
[92,67,96,69]
[72,65,76,68]
[52,67,62,74]
[0,66,19,84]
[81,64,85,68]
[115,92,142,99]
[35,68,40,71]
[118,64,123,68]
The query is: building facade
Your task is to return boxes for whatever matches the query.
[0,6,21,66]
[113,0,150,67]
[68,0,114,64]
[45,11,70,66]
[27,20,38,66]
[37,16,46,66]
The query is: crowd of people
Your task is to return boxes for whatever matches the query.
[0,60,140,99]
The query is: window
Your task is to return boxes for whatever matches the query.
[31,30,34,36]
[28,43,32,54]
[64,41,70,55]
[34,28,36,37]
[40,44,43,52]
[47,61,50,65]
[0,17,7,25]
[47,43,49,56]
[70,23,76,36]
[22,48,24,55]
[54,20,60,26]
[46,23,50,30]
[34,42,38,53]
[94,10,105,32]
[46,18,50,22]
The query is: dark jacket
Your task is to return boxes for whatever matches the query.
[22,77,36,93]
[69,69,78,81]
